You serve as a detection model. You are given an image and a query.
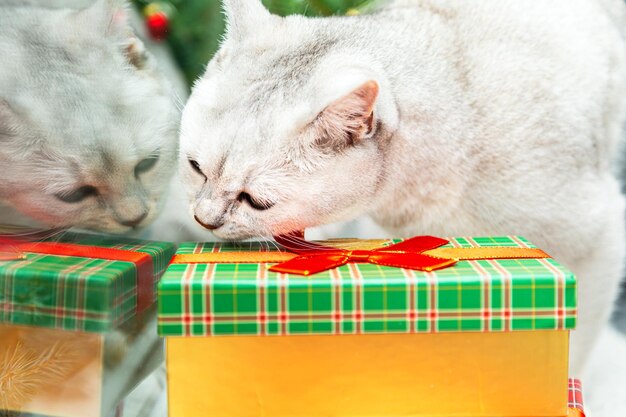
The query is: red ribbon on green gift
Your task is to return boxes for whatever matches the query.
[0,236,155,313]
[270,231,550,276]
[171,233,550,276]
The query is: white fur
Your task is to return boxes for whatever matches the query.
[180,0,626,379]
[0,0,180,233]
[583,324,626,416]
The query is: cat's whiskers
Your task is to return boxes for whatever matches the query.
[275,234,336,251]
[172,91,186,114]
[260,236,283,253]
[0,227,67,240]
[0,227,68,256]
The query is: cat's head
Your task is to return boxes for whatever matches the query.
[0,0,180,233]
[180,0,399,239]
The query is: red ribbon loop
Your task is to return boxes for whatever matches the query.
[271,233,456,276]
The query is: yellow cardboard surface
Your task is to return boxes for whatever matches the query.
[0,324,103,417]
[167,330,570,417]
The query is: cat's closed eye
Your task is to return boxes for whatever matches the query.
[55,185,99,204]
[237,191,274,211]
[188,158,207,180]
[134,154,159,178]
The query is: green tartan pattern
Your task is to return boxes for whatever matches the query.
[157,236,577,336]
[0,233,176,332]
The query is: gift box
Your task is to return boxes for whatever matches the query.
[158,236,577,417]
[0,232,176,417]
[568,379,586,417]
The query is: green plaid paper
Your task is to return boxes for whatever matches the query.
[158,236,577,337]
[0,233,176,332]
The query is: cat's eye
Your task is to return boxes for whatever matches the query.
[188,158,206,179]
[135,154,159,178]
[55,186,99,203]
[237,192,274,211]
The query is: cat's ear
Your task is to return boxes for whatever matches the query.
[76,0,131,39]
[77,1,149,69]
[124,37,150,70]
[313,80,379,149]
[223,0,274,41]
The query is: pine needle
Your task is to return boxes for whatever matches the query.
[0,339,80,410]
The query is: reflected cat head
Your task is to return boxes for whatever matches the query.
[0,0,180,233]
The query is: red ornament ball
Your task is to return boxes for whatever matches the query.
[146,11,169,41]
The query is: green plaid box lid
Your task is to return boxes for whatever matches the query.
[0,232,176,333]
[157,236,577,337]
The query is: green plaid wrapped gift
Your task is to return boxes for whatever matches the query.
[0,232,176,332]
[157,236,577,337]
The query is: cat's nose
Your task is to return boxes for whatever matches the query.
[194,215,223,230]
[119,212,148,228]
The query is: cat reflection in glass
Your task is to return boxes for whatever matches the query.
[0,0,180,233]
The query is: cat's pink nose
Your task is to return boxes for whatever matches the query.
[194,215,223,230]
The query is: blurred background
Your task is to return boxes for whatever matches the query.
[130,0,374,86]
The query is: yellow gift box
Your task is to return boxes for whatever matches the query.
[158,237,577,417]
[167,331,569,417]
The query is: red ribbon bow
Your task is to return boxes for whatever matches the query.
[271,232,457,276]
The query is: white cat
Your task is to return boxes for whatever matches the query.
[0,0,180,233]
[180,0,626,384]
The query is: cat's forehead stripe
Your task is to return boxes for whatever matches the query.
[216,154,227,178]
[100,150,116,171]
